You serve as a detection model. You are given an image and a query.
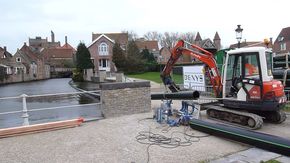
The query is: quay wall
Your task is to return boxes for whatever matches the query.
[100,81,151,118]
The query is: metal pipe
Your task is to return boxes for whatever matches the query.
[151,91,200,100]
[189,119,290,156]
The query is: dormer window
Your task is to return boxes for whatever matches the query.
[280,42,286,51]
[278,36,284,42]
[99,42,108,55]
[16,57,21,62]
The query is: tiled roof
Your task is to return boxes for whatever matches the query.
[92,33,128,45]
[0,47,12,59]
[88,34,115,48]
[214,32,220,40]
[41,48,74,59]
[195,32,202,41]
[0,47,13,65]
[20,43,39,62]
[135,40,159,52]
[59,43,76,52]
[14,50,33,64]
[200,39,216,50]
[274,27,290,43]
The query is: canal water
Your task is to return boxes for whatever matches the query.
[0,78,102,129]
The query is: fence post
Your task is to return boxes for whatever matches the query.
[21,94,29,126]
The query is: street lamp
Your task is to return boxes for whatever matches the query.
[235,25,243,48]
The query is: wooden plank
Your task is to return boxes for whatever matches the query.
[0,118,84,138]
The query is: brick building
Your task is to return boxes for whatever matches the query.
[273,27,290,56]
[88,33,128,72]
[29,31,61,51]
[135,38,159,59]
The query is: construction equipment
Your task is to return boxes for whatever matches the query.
[151,91,200,100]
[161,40,287,129]
[272,53,290,97]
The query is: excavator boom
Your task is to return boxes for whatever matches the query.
[161,40,222,97]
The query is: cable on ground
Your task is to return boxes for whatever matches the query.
[135,118,210,163]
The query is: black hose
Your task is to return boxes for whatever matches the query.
[189,119,290,156]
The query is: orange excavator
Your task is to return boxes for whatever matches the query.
[161,40,287,129]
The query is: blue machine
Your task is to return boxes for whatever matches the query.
[155,100,197,126]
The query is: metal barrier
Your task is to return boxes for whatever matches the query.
[0,91,101,128]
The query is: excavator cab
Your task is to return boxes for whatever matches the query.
[222,47,286,113]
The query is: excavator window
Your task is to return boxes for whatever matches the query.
[244,54,259,77]
[225,54,242,97]
[266,52,273,76]
[226,55,241,80]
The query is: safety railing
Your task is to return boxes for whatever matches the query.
[0,91,101,128]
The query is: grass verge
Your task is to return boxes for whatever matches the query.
[127,72,183,84]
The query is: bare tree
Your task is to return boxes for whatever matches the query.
[180,32,196,43]
[160,32,181,48]
[144,31,162,41]
[122,30,138,41]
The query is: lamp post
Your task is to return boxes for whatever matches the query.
[235,25,243,48]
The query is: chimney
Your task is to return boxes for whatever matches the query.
[24,42,27,46]
[4,46,7,51]
[65,36,68,44]
[51,30,55,43]
[270,37,273,44]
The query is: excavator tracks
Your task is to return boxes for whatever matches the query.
[259,110,287,124]
[204,104,263,130]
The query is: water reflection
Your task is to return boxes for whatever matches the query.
[0,78,102,129]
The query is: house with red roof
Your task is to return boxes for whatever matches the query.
[135,38,159,59]
[20,43,51,80]
[273,27,290,56]
[40,38,75,77]
[88,33,128,72]
[0,42,51,84]
[0,31,75,84]
[0,46,13,81]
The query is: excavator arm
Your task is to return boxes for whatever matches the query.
[161,40,222,97]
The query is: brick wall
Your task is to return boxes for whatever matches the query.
[88,37,114,72]
[100,81,151,118]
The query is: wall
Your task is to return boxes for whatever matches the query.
[100,81,151,118]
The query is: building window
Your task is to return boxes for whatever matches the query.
[16,57,21,62]
[31,62,37,75]
[99,59,109,68]
[280,43,286,51]
[278,36,284,42]
[98,42,108,55]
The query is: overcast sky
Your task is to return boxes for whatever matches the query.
[1,0,289,54]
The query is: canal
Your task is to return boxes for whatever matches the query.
[0,78,102,129]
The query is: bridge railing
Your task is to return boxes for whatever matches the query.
[0,91,101,128]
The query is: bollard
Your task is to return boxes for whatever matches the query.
[21,94,29,126]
